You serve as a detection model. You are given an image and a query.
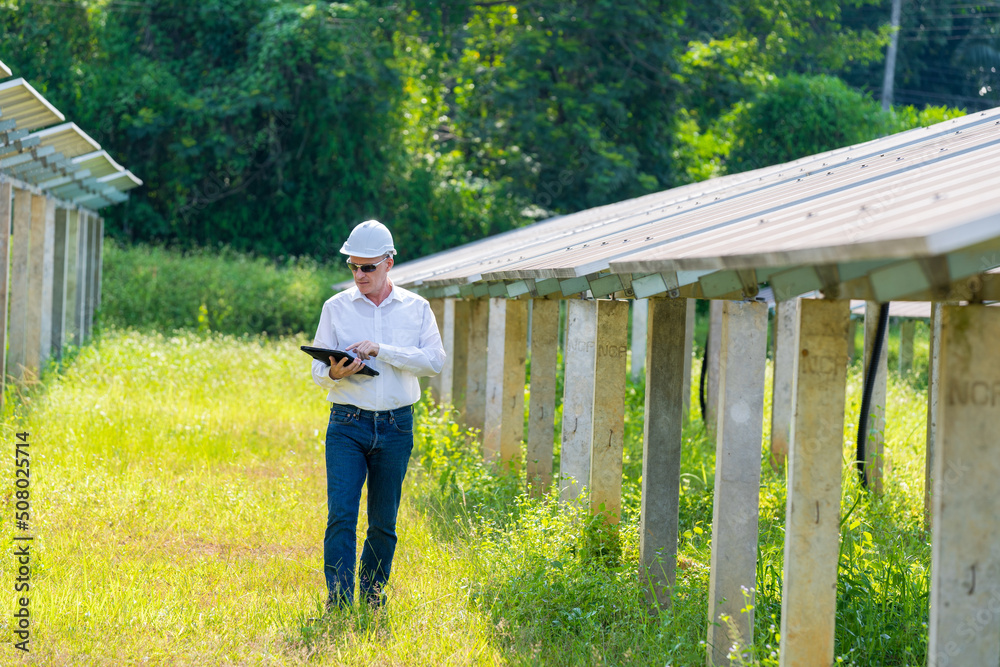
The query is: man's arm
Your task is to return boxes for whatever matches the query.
[311,301,358,388]
[376,302,446,377]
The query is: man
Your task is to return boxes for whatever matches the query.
[311,219,445,610]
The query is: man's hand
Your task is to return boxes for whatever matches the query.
[346,340,380,361]
[328,355,363,380]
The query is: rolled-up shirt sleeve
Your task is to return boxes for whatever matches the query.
[377,302,446,377]
[311,301,341,390]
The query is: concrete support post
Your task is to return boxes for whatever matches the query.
[770,299,801,470]
[64,211,79,347]
[588,299,629,524]
[483,298,527,467]
[706,300,768,665]
[924,303,946,530]
[560,299,598,500]
[778,299,850,667]
[706,300,724,438]
[450,299,471,415]
[527,299,560,494]
[682,299,696,419]
[0,182,10,402]
[899,320,915,375]
[25,194,49,376]
[927,305,1000,666]
[51,208,70,359]
[464,299,489,432]
[428,298,446,402]
[75,211,90,342]
[862,300,889,493]
[8,188,31,380]
[630,299,648,382]
[639,298,688,609]
[39,197,55,365]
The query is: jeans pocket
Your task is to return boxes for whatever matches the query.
[391,412,413,435]
[330,407,354,425]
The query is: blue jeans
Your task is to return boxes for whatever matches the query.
[324,403,414,608]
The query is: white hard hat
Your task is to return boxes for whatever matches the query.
[340,219,396,257]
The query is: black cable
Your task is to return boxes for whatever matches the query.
[857,303,890,489]
[699,327,708,426]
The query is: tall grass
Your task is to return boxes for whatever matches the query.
[100,242,350,336]
[1,321,935,665]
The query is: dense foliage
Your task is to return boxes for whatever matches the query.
[100,240,349,335]
[3,1,992,258]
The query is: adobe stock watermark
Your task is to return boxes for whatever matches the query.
[843,129,970,243]
[929,581,1000,667]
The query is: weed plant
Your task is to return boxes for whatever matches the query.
[0,326,932,665]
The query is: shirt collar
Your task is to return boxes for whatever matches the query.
[348,282,401,306]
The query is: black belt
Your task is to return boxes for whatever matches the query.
[332,403,412,420]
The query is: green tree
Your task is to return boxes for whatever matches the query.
[403,1,685,215]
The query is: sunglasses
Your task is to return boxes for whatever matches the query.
[346,256,390,273]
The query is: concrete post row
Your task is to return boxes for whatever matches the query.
[4,192,102,386]
[862,300,889,493]
[706,300,768,665]
[527,299,559,494]
[482,298,528,467]
[424,292,992,667]
[778,298,851,667]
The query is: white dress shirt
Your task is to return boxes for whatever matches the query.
[311,283,445,411]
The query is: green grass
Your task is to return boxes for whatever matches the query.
[100,242,351,336]
[0,323,933,665]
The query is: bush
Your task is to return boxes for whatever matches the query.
[721,74,964,174]
[100,241,350,335]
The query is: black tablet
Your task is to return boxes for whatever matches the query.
[300,346,379,377]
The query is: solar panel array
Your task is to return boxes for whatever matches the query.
[0,68,141,210]
[389,108,1000,304]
